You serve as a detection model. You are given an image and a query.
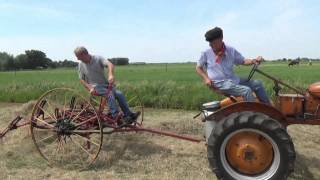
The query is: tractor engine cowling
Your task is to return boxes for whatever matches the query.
[308,82,320,98]
[276,81,320,118]
[276,94,304,117]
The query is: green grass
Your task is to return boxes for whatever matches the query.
[0,62,320,110]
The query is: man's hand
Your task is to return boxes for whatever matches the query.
[108,75,114,84]
[196,65,212,87]
[80,80,97,95]
[88,84,96,95]
[89,87,96,95]
[204,77,212,87]
[254,56,264,64]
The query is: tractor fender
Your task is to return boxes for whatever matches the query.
[204,102,286,142]
[207,102,286,123]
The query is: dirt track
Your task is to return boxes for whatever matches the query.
[0,102,319,180]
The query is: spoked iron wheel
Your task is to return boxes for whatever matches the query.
[30,88,103,169]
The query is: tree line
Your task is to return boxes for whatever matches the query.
[108,57,129,65]
[273,57,320,62]
[0,50,77,71]
[0,50,131,71]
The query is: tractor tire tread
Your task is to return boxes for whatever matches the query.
[207,111,295,180]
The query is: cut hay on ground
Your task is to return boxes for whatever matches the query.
[0,103,319,179]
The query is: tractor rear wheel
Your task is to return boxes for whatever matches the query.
[207,111,295,180]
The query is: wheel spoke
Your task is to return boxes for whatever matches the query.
[47,137,60,158]
[45,99,58,122]
[55,138,63,154]
[68,137,86,166]
[74,116,98,128]
[36,134,57,144]
[34,117,55,128]
[72,131,101,143]
[69,137,95,160]
[69,98,78,118]
[62,94,67,119]
[72,130,101,133]
[71,104,90,122]
[37,105,57,124]
[73,133,100,147]
[33,127,56,132]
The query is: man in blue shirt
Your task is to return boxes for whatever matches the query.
[196,27,270,104]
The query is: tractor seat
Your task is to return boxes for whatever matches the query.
[308,82,320,98]
[210,85,237,100]
[210,86,244,108]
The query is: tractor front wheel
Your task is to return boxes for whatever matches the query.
[207,111,295,180]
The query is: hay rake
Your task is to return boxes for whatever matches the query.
[0,88,201,169]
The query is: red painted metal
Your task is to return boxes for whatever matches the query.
[209,102,287,124]
[1,108,202,143]
[285,118,320,126]
[308,82,320,98]
[0,116,27,139]
[104,125,202,143]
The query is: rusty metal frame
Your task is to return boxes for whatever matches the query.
[206,102,286,123]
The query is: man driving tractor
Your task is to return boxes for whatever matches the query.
[196,27,270,104]
[74,46,140,124]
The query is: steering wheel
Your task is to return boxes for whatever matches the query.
[247,61,260,82]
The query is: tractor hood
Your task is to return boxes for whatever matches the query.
[308,82,320,97]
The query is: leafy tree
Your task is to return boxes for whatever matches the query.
[25,50,52,69]
[14,54,28,69]
[5,57,15,70]
[109,57,129,65]
[0,52,14,70]
[0,50,80,70]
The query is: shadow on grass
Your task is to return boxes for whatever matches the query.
[1,136,49,170]
[1,130,173,172]
[89,134,172,171]
[289,153,320,180]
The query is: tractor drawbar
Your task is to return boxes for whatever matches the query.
[0,116,28,139]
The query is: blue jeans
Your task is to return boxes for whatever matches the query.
[94,84,133,117]
[212,78,270,104]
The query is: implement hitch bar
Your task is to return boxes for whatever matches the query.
[0,116,29,139]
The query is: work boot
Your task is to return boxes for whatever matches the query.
[130,111,141,121]
[123,111,141,124]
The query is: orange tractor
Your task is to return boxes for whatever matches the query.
[200,64,320,180]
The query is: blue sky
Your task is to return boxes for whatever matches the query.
[0,0,319,62]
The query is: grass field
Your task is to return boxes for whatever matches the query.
[0,61,319,180]
[0,61,319,110]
